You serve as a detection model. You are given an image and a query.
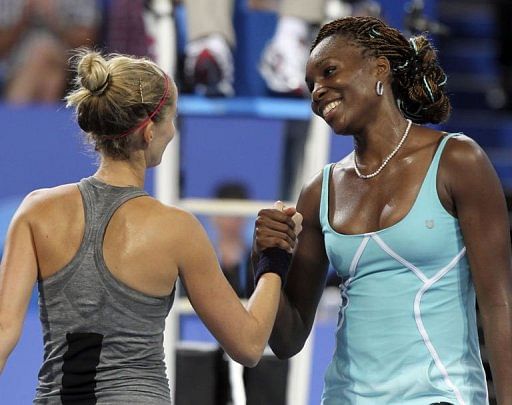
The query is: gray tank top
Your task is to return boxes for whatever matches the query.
[34,177,174,404]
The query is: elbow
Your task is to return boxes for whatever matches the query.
[269,337,305,360]
[273,349,295,360]
[229,343,265,368]
[241,356,260,369]
[271,345,301,360]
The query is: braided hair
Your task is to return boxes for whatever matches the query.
[311,16,450,124]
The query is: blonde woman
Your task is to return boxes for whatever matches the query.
[0,50,300,404]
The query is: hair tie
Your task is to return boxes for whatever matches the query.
[90,74,110,96]
[369,28,382,39]
[438,73,447,87]
[423,76,435,103]
[105,74,170,139]
[409,37,419,55]
[397,98,424,120]
[395,60,409,71]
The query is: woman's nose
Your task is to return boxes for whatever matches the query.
[312,84,327,102]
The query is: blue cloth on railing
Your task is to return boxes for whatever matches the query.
[178,96,311,120]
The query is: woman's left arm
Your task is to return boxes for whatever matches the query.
[0,196,39,374]
[444,135,512,404]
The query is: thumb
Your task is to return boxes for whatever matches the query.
[283,206,296,216]
[273,200,285,211]
[291,212,303,236]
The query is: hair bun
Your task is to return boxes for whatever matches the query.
[77,51,110,96]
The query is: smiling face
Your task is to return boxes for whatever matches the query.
[306,35,382,135]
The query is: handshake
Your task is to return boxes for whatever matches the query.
[252,201,303,286]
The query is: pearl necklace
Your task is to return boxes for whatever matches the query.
[354,119,413,179]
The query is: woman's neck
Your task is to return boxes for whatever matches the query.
[353,111,410,162]
[94,156,146,188]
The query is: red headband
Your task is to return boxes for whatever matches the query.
[107,74,171,139]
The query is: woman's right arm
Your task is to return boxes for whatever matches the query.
[255,173,330,359]
[0,193,39,374]
[173,208,297,368]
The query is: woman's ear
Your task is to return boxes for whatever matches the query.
[375,55,391,80]
[142,121,154,145]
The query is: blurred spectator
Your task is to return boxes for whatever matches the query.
[259,0,381,96]
[0,0,101,104]
[258,0,328,97]
[182,0,380,97]
[104,0,150,57]
[182,0,235,97]
[210,181,253,297]
[495,0,512,111]
[183,0,328,97]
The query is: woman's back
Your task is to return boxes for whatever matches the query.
[31,179,181,296]
[33,177,177,404]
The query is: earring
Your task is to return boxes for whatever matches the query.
[376,81,384,96]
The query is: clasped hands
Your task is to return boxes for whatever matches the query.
[253,201,303,256]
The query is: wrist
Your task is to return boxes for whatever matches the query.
[254,247,291,287]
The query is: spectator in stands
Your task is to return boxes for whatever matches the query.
[103,0,150,58]
[0,0,101,104]
[210,182,253,297]
[182,0,380,97]
[253,16,512,403]
[183,0,328,97]
[259,0,381,97]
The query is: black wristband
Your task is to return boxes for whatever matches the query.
[254,247,291,287]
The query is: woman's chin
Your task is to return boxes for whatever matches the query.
[331,121,350,136]
[146,157,161,169]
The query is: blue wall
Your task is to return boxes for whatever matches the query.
[181,115,286,199]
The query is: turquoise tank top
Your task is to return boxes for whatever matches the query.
[320,135,488,404]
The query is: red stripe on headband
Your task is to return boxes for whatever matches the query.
[107,74,171,139]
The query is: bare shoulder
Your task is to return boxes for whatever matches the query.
[16,183,80,219]
[301,168,324,198]
[441,133,489,170]
[127,197,204,237]
[131,197,198,223]
[439,134,501,200]
[300,156,352,201]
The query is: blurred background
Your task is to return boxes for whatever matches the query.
[0,0,511,404]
